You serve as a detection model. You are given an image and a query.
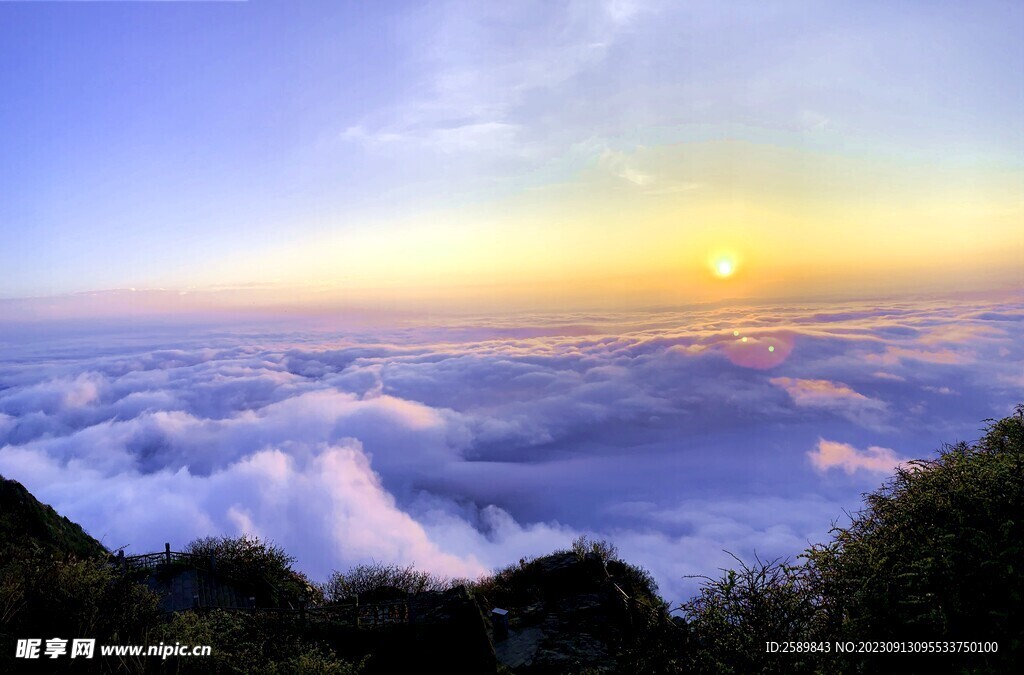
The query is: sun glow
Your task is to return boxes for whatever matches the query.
[711,253,738,279]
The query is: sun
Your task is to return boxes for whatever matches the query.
[712,255,737,278]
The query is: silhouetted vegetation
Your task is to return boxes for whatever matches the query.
[0,475,108,559]
[149,610,365,675]
[570,534,619,563]
[321,561,454,601]
[0,497,360,674]
[184,534,321,607]
[1,477,158,673]
[679,404,1024,673]
[678,553,823,673]
[2,405,1022,673]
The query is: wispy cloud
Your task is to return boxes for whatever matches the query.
[771,377,888,428]
[340,1,649,164]
[342,121,525,157]
[598,149,656,186]
[867,345,975,366]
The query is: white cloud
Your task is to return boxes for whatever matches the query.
[343,121,524,156]
[808,439,908,475]
[1,296,1022,599]
[771,377,889,429]
[598,149,656,186]
[0,439,484,581]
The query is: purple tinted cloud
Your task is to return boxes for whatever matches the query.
[1,295,1022,600]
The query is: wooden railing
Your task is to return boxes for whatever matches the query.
[356,598,409,626]
[112,543,209,573]
[112,544,410,627]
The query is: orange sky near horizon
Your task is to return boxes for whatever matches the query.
[135,140,1020,313]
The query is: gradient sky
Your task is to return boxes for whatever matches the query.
[2,2,1024,603]
[2,1,1021,312]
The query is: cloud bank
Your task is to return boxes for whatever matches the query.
[1,295,1022,600]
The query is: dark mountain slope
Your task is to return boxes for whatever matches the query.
[0,474,107,559]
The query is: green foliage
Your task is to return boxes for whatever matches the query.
[184,535,318,607]
[681,404,1024,673]
[151,610,366,675]
[0,475,108,560]
[475,539,681,673]
[0,475,159,672]
[471,555,546,610]
[1,550,160,673]
[608,557,661,599]
[473,537,663,616]
[321,561,453,601]
[185,535,295,581]
[678,554,824,673]
[282,646,367,675]
[804,404,1024,668]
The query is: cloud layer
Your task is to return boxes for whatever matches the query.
[1,295,1022,600]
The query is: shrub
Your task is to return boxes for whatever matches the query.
[805,405,1024,668]
[571,535,619,563]
[1,550,160,673]
[321,562,452,601]
[678,553,823,673]
[680,405,1024,673]
[152,609,366,674]
[469,557,539,609]
[185,535,295,580]
[184,535,315,607]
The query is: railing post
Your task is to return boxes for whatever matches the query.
[164,542,171,565]
[492,608,510,641]
[355,596,360,628]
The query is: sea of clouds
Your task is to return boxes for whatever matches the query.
[2,295,1022,602]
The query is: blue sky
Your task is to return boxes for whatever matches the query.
[2,1,401,294]
[2,1,1021,303]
